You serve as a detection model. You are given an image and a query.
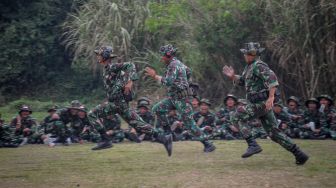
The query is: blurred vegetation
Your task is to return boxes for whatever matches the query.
[0,0,335,107]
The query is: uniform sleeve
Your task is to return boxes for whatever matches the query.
[233,75,245,86]
[107,62,139,81]
[254,63,279,89]
[161,63,178,86]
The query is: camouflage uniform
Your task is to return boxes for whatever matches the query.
[317,95,336,139]
[215,106,240,139]
[227,42,308,164]
[0,119,22,147]
[10,106,39,144]
[193,99,216,138]
[151,44,215,152]
[89,46,172,155]
[101,114,125,143]
[273,103,293,137]
[286,96,304,138]
[300,98,329,139]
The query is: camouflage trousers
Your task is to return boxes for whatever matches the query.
[231,101,295,151]
[152,97,207,141]
[88,101,157,139]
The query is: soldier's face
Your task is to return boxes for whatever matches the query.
[168,109,176,116]
[320,98,330,107]
[161,55,172,64]
[20,111,30,118]
[273,106,282,114]
[78,111,86,118]
[139,107,148,114]
[288,101,298,110]
[192,99,199,109]
[308,103,317,111]
[244,54,256,63]
[48,111,56,116]
[97,55,107,65]
[70,109,78,116]
[200,104,209,114]
[226,98,236,107]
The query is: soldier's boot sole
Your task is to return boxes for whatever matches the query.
[164,134,173,157]
[91,142,113,151]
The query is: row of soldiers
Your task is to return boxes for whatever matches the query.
[1,93,335,148]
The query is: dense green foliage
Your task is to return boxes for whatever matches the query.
[0,0,335,105]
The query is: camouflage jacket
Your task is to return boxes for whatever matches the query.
[274,110,291,127]
[160,57,192,97]
[287,108,304,128]
[102,114,121,131]
[193,111,216,128]
[322,107,336,129]
[236,60,279,100]
[56,108,79,125]
[215,107,236,127]
[44,119,66,137]
[302,110,328,131]
[10,115,38,136]
[137,111,154,125]
[103,62,138,102]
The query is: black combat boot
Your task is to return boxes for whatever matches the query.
[92,134,113,150]
[125,132,141,143]
[201,140,216,153]
[241,138,263,158]
[290,144,309,165]
[154,134,173,157]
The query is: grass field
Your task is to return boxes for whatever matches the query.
[0,140,335,188]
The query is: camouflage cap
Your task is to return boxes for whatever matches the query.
[47,105,59,112]
[274,102,284,108]
[240,42,265,56]
[19,105,32,114]
[237,99,248,105]
[224,94,238,104]
[200,98,211,106]
[305,98,319,107]
[287,96,300,105]
[317,94,334,106]
[78,105,88,113]
[67,100,82,110]
[94,46,117,60]
[159,44,177,57]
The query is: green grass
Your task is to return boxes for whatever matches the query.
[0,140,335,188]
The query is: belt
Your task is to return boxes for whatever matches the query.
[247,90,269,103]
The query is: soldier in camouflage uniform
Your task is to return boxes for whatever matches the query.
[134,98,155,141]
[145,44,216,152]
[215,94,240,140]
[317,95,336,139]
[193,99,216,138]
[88,46,172,156]
[0,114,21,147]
[223,42,308,165]
[300,98,329,139]
[53,100,82,144]
[273,102,293,137]
[167,108,187,141]
[236,99,267,139]
[286,96,304,138]
[10,105,39,145]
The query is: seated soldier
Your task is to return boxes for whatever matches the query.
[135,98,155,141]
[317,95,336,139]
[0,115,22,148]
[193,99,216,139]
[191,96,201,113]
[53,100,82,144]
[34,105,58,143]
[43,113,68,147]
[286,96,304,138]
[10,105,39,145]
[273,102,293,137]
[300,98,328,139]
[101,113,125,143]
[77,105,101,143]
[216,95,240,140]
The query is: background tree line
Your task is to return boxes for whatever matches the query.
[0,0,335,106]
